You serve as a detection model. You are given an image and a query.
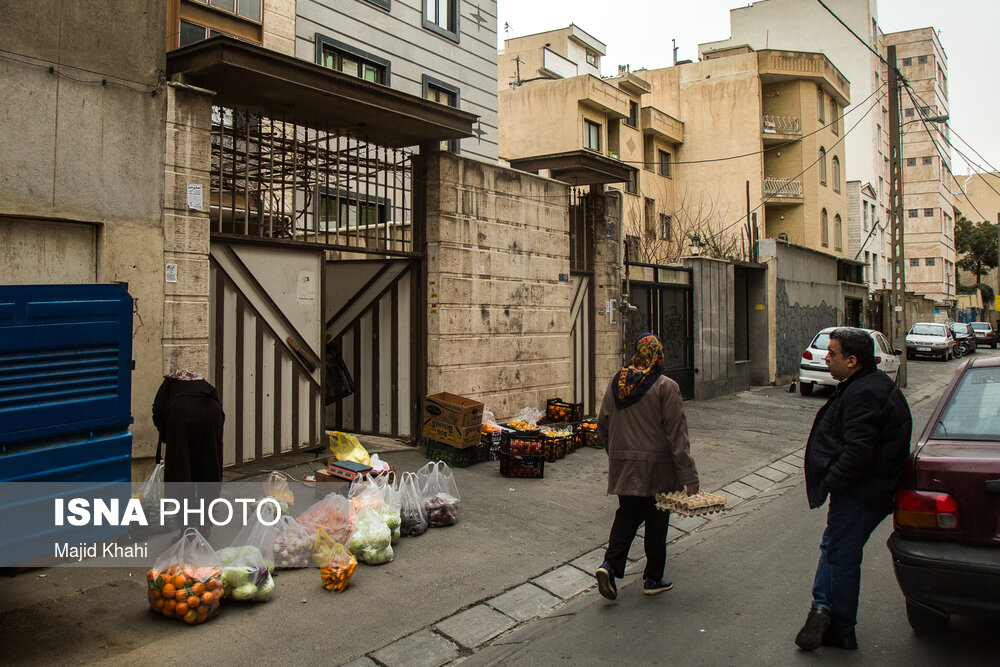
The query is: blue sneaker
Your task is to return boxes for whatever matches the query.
[643,577,674,595]
[595,562,617,600]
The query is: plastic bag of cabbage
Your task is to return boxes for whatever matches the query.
[217,545,275,601]
[349,474,401,544]
[347,507,394,565]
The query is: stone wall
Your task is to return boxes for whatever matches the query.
[423,153,575,419]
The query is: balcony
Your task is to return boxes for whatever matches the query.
[762,114,800,144]
[640,106,684,144]
[757,50,850,106]
[576,75,629,120]
[764,177,803,201]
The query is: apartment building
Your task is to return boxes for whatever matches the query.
[169,0,499,161]
[499,28,850,261]
[953,171,1000,292]
[886,27,955,303]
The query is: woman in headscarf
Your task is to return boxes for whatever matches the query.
[151,370,225,483]
[593,333,699,601]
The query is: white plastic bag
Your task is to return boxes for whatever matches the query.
[298,493,353,544]
[417,461,460,527]
[272,515,314,569]
[232,514,276,572]
[347,506,394,565]
[398,471,428,537]
[217,544,275,602]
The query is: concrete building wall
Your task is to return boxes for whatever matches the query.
[422,153,576,418]
[0,0,168,467]
[296,0,499,162]
[263,0,296,55]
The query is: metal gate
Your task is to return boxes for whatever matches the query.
[569,273,594,415]
[325,258,419,439]
[624,272,694,400]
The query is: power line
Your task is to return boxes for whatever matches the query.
[0,47,163,95]
[815,0,903,81]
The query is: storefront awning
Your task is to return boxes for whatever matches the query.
[166,36,478,148]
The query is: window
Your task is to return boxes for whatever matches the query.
[922,156,933,166]
[821,209,829,247]
[830,101,839,134]
[863,205,869,231]
[832,156,841,192]
[920,106,931,115]
[902,57,912,66]
[424,0,459,42]
[644,198,656,233]
[625,101,638,129]
[193,0,263,21]
[834,214,842,251]
[818,147,827,185]
[926,257,936,266]
[658,150,671,178]
[924,208,935,217]
[817,88,825,122]
[908,209,918,218]
[423,75,460,152]
[625,170,638,195]
[906,157,917,166]
[918,55,929,65]
[318,35,389,84]
[909,258,920,267]
[904,108,915,118]
[318,191,387,232]
[659,214,672,241]
[584,119,601,151]
[586,50,598,67]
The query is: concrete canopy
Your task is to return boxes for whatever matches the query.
[508,150,637,186]
[166,36,478,148]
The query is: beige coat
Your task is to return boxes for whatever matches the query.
[597,374,699,496]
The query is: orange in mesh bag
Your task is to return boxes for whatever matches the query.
[146,528,223,625]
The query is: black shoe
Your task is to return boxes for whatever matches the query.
[822,626,858,650]
[795,607,832,651]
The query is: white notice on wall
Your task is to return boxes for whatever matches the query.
[297,271,316,302]
[187,184,203,211]
[165,263,178,284]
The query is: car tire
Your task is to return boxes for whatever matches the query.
[905,599,949,634]
[993,342,997,349]
[799,382,813,396]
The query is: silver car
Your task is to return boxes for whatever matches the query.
[906,322,957,361]
[798,327,901,396]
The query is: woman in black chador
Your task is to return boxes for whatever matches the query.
[152,370,225,483]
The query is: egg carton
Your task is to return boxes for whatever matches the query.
[655,490,728,516]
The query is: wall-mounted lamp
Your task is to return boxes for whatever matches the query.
[690,234,702,256]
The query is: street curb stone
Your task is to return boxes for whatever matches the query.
[435,605,518,649]
[370,629,461,667]
[486,583,561,622]
[532,564,596,600]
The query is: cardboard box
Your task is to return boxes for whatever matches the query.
[314,469,349,498]
[424,392,484,428]
[423,418,481,449]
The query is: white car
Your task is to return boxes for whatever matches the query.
[798,327,902,396]
[906,322,956,361]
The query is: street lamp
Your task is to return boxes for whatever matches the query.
[690,234,701,256]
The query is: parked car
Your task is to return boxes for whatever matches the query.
[948,322,976,357]
[888,356,1000,632]
[798,327,901,396]
[969,321,998,349]
[906,322,956,361]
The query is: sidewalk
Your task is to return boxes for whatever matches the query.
[0,377,951,666]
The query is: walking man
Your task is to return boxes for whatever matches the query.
[795,328,912,650]
[595,333,699,600]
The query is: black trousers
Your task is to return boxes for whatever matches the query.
[604,495,671,581]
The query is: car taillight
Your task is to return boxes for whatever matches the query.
[802,350,813,360]
[874,355,881,364]
[895,490,960,530]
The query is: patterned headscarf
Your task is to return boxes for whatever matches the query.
[166,369,205,381]
[613,333,664,409]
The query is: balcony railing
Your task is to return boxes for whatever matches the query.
[762,114,800,135]
[764,177,803,199]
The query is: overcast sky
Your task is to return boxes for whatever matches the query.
[496,0,998,176]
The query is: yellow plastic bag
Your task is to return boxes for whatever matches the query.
[328,431,371,466]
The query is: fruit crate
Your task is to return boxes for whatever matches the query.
[481,425,513,461]
[499,452,545,479]
[574,420,602,449]
[544,398,584,424]
[501,430,543,457]
[426,439,483,468]
[541,432,573,462]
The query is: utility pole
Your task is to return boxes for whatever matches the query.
[888,46,907,387]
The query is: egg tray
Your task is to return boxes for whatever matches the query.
[655,490,728,517]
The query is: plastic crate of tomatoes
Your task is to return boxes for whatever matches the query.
[499,452,545,478]
[574,420,602,449]
[545,398,583,424]
[501,430,543,457]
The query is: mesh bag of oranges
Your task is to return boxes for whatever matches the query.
[147,528,223,625]
[319,539,357,593]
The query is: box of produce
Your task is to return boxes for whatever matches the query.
[499,452,544,479]
[423,417,482,448]
[502,430,543,457]
[544,398,584,424]
[541,430,573,462]
[425,439,482,468]
[480,424,511,461]
[574,420,602,449]
[424,392,484,428]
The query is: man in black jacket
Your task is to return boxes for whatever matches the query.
[794,328,912,652]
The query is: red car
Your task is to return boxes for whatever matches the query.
[888,356,1000,632]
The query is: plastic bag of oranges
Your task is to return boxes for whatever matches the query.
[147,528,223,625]
[319,540,357,593]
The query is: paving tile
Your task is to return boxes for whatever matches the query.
[341,658,379,667]
[669,513,708,534]
[768,460,799,475]
[532,564,595,600]
[754,466,788,483]
[719,490,743,509]
[722,480,759,499]
[569,547,605,574]
[370,629,460,667]
[738,472,774,491]
[486,583,561,622]
[435,604,517,649]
